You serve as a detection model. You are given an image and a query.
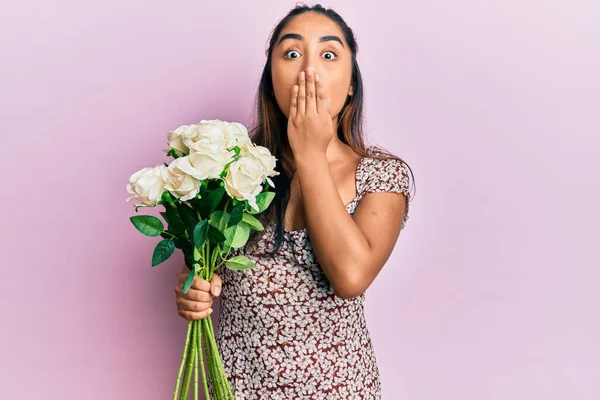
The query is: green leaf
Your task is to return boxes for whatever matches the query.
[181,269,195,294]
[204,186,226,214]
[152,239,175,266]
[240,213,264,231]
[207,224,226,243]
[192,220,209,249]
[210,211,230,231]
[186,196,203,215]
[130,215,164,237]
[209,210,223,226]
[225,255,256,271]
[163,204,185,236]
[228,201,244,227]
[247,191,276,214]
[223,223,250,249]
[183,250,195,270]
[179,240,193,257]
[177,204,199,229]
[192,246,202,262]
[159,232,186,249]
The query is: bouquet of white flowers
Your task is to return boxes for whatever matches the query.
[126,119,279,399]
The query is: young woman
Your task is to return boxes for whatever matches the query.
[174,4,415,399]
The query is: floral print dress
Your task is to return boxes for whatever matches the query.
[211,145,413,399]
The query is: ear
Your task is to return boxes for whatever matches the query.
[348,85,354,96]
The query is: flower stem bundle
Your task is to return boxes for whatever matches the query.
[126,120,279,398]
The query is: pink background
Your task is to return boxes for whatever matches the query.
[1,1,599,399]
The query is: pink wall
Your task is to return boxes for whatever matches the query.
[1,1,598,399]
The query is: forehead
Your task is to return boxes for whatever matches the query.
[278,12,346,44]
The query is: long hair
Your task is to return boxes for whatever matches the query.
[245,3,416,254]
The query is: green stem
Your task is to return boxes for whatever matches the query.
[197,319,211,400]
[197,243,221,398]
[204,242,209,278]
[172,320,193,400]
[202,318,220,399]
[213,245,234,271]
[183,233,232,398]
[204,318,223,396]
[179,321,197,400]
[210,244,219,276]
[207,316,233,398]
[162,231,178,240]
[194,323,198,400]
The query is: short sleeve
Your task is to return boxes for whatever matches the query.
[361,157,413,229]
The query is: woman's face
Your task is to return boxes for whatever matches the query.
[271,12,353,120]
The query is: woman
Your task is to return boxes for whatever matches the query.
[174,4,415,399]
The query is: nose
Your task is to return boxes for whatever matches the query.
[301,52,317,75]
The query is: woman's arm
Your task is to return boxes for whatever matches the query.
[296,154,407,299]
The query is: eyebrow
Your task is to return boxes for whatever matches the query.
[276,33,344,48]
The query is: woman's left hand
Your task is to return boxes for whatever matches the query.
[287,67,335,162]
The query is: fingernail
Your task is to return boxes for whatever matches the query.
[208,308,213,315]
[307,68,313,76]
[214,286,221,297]
[315,74,320,82]
[300,71,305,80]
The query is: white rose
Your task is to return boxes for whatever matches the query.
[222,122,253,149]
[162,157,201,202]
[182,120,252,151]
[242,144,280,188]
[163,120,252,156]
[176,143,236,180]
[223,157,270,211]
[126,165,168,206]
[182,120,228,151]
[163,125,195,156]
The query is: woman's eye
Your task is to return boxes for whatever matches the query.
[322,51,337,60]
[285,50,301,59]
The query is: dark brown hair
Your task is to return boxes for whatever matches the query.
[245,3,415,254]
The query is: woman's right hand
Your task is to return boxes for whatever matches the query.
[175,264,222,321]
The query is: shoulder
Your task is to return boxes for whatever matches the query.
[358,145,415,230]
[361,145,413,198]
